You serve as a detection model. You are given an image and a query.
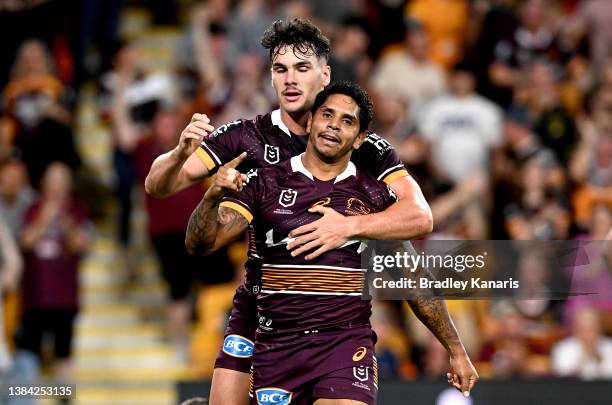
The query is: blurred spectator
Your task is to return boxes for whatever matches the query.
[570,92,612,230]
[524,62,577,165]
[215,54,271,124]
[111,86,235,353]
[328,16,371,85]
[405,0,469,69]
[3,39,80,186]
[480,301,533,378]
[309,0,358,26]
[0,214,23,376]
[419,61,502,185]
[474,0,570,107]
[225,0,275,65]
[429,173,489,239]
[571,0,612,65]
[16,162,90,383]
[176,2,230,111]
[0,159,36,238]
[370,20,446,118]
[99,39,174,252]
[552,307,612,379]
[564,203,612,334]
[504,155,571,240]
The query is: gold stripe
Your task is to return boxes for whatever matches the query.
[383,169,409,185]
[195,148,217,171]
[219,201,253,223]
[262,273,363,281]
[262,281,363,288]
[262,268,364,276]
[262,282,363,291]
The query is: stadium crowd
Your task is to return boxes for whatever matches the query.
[0,0,611,387]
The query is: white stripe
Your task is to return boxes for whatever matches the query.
[263,264,366,272]
[376,163,405,181]
[201,142,223,165]
[261,289,362,296]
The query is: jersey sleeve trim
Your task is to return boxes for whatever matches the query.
[219,201,253,223]
[195,147,217,171]
[378,163,410,184]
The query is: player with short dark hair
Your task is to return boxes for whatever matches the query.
[147,17,474,405]
[190,83,395,404]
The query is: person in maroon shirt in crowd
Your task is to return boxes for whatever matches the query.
[17,162,90,383]
[112,91,234,352]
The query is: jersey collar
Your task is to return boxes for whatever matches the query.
[271,109,291,137]
[290,154,357,184]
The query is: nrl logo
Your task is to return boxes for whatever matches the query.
[279,188,297,208]
[353,366,369,382]
[264,144,280,164]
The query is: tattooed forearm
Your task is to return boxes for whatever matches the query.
[378,241,466,357]
[406,264,465,357]
[186,196,248,255]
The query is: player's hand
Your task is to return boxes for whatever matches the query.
[175,113,215,160]
[206,152,248,200]
[287,205,357,260]
[447,354,478,398]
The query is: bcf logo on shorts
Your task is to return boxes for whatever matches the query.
[256,388,292,405]
[222,334,254,358]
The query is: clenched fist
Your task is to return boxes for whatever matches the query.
[175,113,215,159]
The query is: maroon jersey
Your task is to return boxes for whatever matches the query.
[220,155,397,335]
[195,109,409,184]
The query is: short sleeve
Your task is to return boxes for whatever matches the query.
[195,119,245,174]
[352,132,410,185]
[219,168,261,223]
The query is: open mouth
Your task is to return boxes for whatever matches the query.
[282,89,302,102]
[318,132,340,145]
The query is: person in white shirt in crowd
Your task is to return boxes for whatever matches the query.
[552,306,612,379]
[419,60,502,185]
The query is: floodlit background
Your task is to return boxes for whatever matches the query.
[0,0,610,404]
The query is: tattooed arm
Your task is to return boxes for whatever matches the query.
[186,198,248,256]
[379,240,478,396]
[185,152,249,256]
[403,246,478,397]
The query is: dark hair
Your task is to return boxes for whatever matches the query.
[261,18,330,62]
[311,81,374,133]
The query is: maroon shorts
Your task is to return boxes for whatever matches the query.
[250,325,378,405]
[214,283,258,373]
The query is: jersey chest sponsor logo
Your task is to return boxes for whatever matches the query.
[279,188,297,208]
[256,388,292,405]
[222,334,254,358]
[264,144,280,164]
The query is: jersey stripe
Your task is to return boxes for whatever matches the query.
[195,147,217,171]
[260,290,362,296]
[263,264,366,272]
[220,201,254,223]
[382,169,410,185]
